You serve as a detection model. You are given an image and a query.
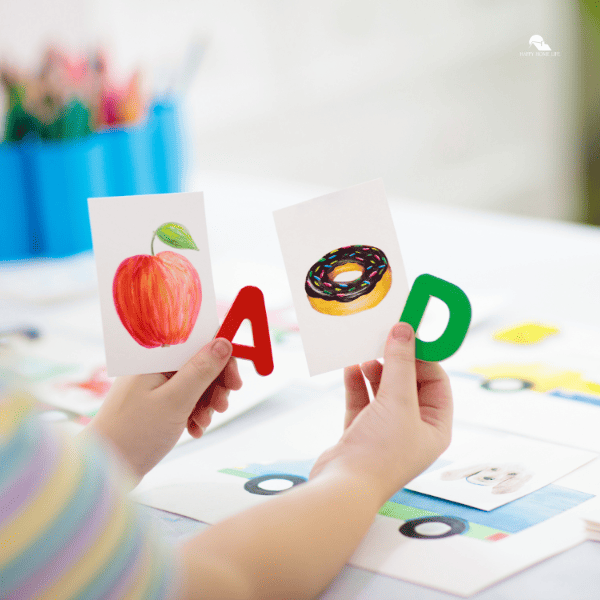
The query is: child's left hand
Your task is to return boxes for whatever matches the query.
[82,338,242,484]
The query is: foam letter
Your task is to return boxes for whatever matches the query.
[400,274,472,362]
[215,286,274,376]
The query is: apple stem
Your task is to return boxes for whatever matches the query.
[150,231,157,256]
[162,344,170,348]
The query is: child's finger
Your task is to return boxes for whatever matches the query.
[360,360,382,397]
[189,359,240,413]
[187,419,203,438]
[209,386,230,413]
[415,360,453,430]
[190,384,230,419]
[189,406,215,431]
[219,357,242,391]
[376,322,417,409]
[344,365,370,429]
[188,392,230,436]
[187,412,203,438]
[160,338,233,413]
[187,381,232,435]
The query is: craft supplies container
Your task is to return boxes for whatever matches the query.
[0,100,184,260]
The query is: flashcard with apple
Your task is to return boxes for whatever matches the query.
[89,192,219,377]
[112,222,202,349]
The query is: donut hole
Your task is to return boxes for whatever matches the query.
[334,270,363,283]
[330,263,364,283]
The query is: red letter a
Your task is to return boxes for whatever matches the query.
[215,286,274,376]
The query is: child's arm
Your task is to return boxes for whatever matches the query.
[177,322,453,600]
[1,322,449,600]
[0,392,181,599]
[0,339,241,600]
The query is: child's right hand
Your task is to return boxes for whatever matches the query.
[178,323,453,600]
[310,321,453,504]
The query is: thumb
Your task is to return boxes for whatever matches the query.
[376,322,418,407]
[161,338,233,411]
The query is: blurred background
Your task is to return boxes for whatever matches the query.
[2,0,600,458]
[0,0,598,227]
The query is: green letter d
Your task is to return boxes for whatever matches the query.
[400,274,471,362]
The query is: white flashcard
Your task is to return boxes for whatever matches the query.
[406,427,597,511]
[273,180,409,376]
[88,192,219,376]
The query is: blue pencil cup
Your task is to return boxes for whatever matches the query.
[0,144,30,259]
[102,123,156,197]
[150,102,184,194]
[0,99,186,260]
[29,137,108,257]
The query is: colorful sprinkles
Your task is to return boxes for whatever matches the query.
[305,245,390,303]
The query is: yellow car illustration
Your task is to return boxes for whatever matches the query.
[471,363,600,405]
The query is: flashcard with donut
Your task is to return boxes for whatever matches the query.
[273,179,410,376]
[89,192,219,377]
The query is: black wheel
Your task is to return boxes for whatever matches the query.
[399,516,468,539]
[244,474,307,496]
[481,378,534,393]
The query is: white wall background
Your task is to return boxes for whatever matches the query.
[0,0,581,220]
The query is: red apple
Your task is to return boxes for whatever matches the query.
[112,223,202,348]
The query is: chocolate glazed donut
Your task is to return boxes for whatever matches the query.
[305,245,392,316]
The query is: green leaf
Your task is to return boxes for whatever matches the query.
[156,222,199,251]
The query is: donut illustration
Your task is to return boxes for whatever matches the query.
[305,245,392,316]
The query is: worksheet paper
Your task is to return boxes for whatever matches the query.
[273,180,409,376]
[405,427,596,511]
[131,388,600,597]
[446,320,600,453]
[1,331,110,421]
[89,192,219,376]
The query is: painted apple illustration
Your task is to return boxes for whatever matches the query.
[112,222,202,348]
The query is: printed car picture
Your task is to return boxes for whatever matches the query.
[219,458,594,543]
[455,363,600,408]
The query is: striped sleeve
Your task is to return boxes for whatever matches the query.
[0,392,181,600]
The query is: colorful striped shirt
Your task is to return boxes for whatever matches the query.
[0,392,180,599]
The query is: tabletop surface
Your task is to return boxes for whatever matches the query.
[2,171,600,599]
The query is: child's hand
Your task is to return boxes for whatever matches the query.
[83,338,242,484]
[310,322,452,504]
[179,325,451,600]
